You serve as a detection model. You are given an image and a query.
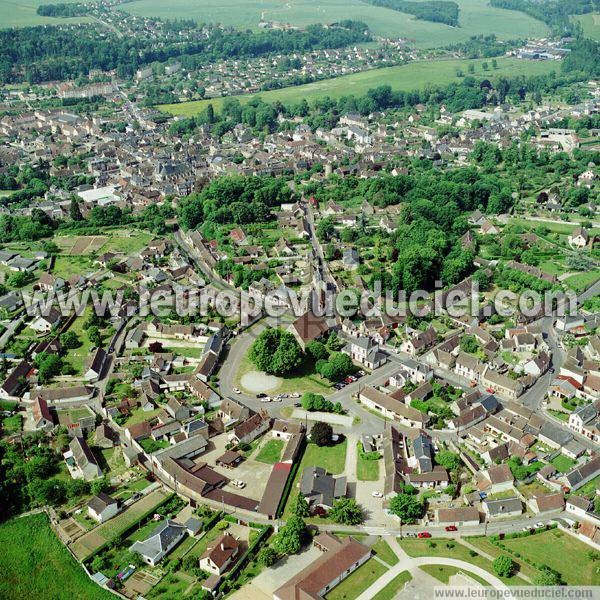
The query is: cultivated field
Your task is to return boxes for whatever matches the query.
[120,0,548,46]
[159,57,558,116]
[0,513,113,600]
[574,12,600,40]
[0,0,92,28]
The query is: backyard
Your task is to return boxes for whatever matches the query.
[255,439,285,464]
[325,558,386,600]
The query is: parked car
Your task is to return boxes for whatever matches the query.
[294,402,301,408]
[371,491,383,498]
[417,532,432,538]
[445,525,458,532]
[256,393,267,399]
[232,387,241,394]
[290,392,300,398]
[232,480,245,489]
[260,397,271,403]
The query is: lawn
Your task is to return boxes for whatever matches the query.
[0,513,113,600]
[122,0,547,46]
[357,453,380,481]
[158,57,556,116]
[398,538,529,585]
[564,270,600,293]
[466,536,539,581]
[255,438,285,464]
[53,255,95,279]
[371,570,412,600]
[501,529,600,585]
[62,306,95,376]
[372,538,398,566]
[325,558,386,600]
[577,475,600,499]
[551,454,577,473]
[419,564,489,586]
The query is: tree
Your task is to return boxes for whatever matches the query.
[28,478,66,506]
[59,330,80,350]
[316,216,335,242]
[329,497,363,525]
[272,515,307,555]
[69,197,83,221]
[493,555,516,578]
[389,493,424,523]
[533,567,562,586]
[291,492,310,518]
[257,546,278,567]
[35,352,63,383]
[248,328,303,376]
[87,325,103,347]
[310,421,333,447]
[435,451,460,472]
[91,477,110,495]
[306,340,328,361]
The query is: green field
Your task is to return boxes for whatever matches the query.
[159,57,558,116]
[0,0,92,28]
[574,12,600,40]
[0,514,113,600]
[325,557,387,600]
[255,438,285,464]
[121,0,547,47]
[371,570,412,600]
[502,529,600,585]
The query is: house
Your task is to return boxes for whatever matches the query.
[565,495,591,518]
[288,311,330,350]
[530,493,565,515]
[401,326,436,355]
[67,436,102,480]
[32,396,54,431]
[166,397,192,421]
[88,492,119,523]
[188,378,220,407]
[483,497,523,519]
[217,398,251,428]
[229,413,269,445]
[199,533,241,575]
[0,360,31,400]
[216,450,243,469]
[30,308,62,333]
[95,422,119,448]
[344,336,387,369]
[481,367,523,400]
[300,466,347,511]
[359,386,429,427]
[85,347,107,382]
[568,399,600,444]
[485,464,514,493]
[564,456,600,491]
[412,432,433,473]
[273,533,370,600]
[436,506,480,527]
[568,227,589,248]
[130,519,187,566]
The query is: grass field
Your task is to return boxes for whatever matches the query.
[357,450,380,481]
[419,564,489,586]
[551,454,577,473]
[372,538,398,566]
[325,557,387,600]
[574,12,600,40]
[255,438,285,464]
[0,0,93,28]
[0,514,113,600]
[121,0,547,46]
[371,570,412,600]
[159,57,558,116]
[501,529,600,585]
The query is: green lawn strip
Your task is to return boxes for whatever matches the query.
[371,538,398,566]
[577,475,600,499]
[325,558,386,600]
[465,536,539,581]
[0,514,113,600]
[398,538,529,586]
[357,452,380,481]
[255,438,285,464]
[550,454,576,473]
[564,270,600,293]
[147,572,198,600]
[371,570,412,600]
[500,529,600,585]
[419,564,489,586]
[547,409,569,422]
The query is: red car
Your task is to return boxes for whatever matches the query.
[417,532,432,538]
[445,525,458,532]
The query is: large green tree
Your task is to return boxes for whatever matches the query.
[389,493,424,523]
[248,328,303,376]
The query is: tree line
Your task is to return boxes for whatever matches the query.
[364,0,459,26]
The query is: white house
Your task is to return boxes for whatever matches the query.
[88,492,119,523]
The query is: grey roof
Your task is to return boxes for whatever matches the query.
[479,394,500,414]
[413,433,433,473]
[565,456,600,489]
[539,422,573,446]
[484,497,523,516]
[184,517,202,534]
[88,492,117,513]
[300,466,346,508]
[129,519,186,561]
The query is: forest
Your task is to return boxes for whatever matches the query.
[0,20,370,84]
[363,0,460,26]
[36,3,89,17]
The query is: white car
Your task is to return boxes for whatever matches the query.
[232,480,245,489]
[371,491,383,498]
[290,392,300,398]
[535,522,544,528]
[232,387,241,394]
[272,397,282,402]
[260,397,271,403]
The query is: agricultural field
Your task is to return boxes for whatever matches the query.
[120,0,547,46]
[0,0,92,28]
[159,57,558,116]
[0,513,113,600]
[574,12,600,40]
